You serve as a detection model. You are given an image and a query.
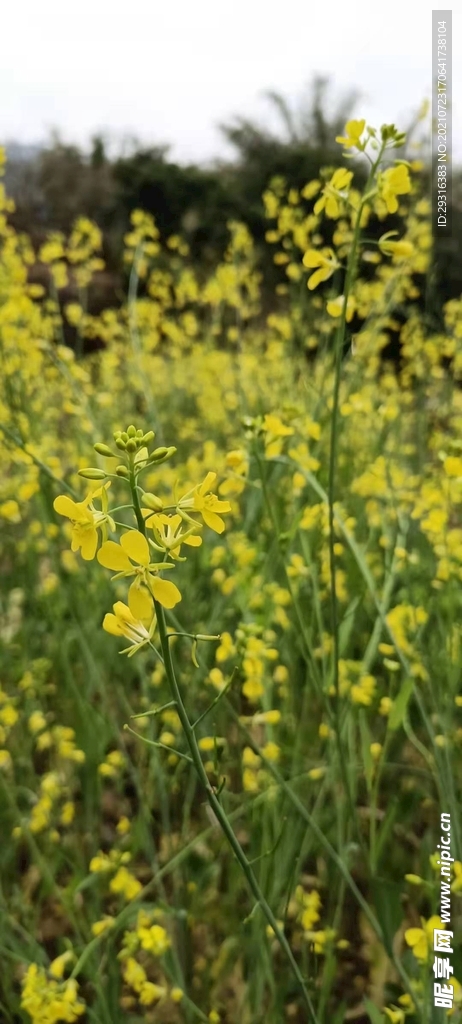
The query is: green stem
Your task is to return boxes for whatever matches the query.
[154,598,320,1023]
[128,473,320,1019]
[326,143,386,851]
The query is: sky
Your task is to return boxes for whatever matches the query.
[2,0,460,165]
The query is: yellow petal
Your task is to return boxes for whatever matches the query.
[80,527,98,560]
[302,250,322,268]
[404,927,423,948]
[112,601,136,624]
[97,541,132,572]
[209,497,232,512]
[325,196,339,218]
[199,472,216,495]
[309,266,331,290]
[53,495,79,518]
[202,510,225,534]
[103,613,124,637]
[150,577,182,608]
[128,582,154,622]
[184,534,202,547]
[120,530,150,566]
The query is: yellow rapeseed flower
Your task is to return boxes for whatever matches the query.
[303,247,340,290]
[177,472,231,534]
[378,232,414,260]
[109,866,142,901]
[378,164,412,214]
[314,169,353,219]
[404,914,443,962]
[98,530,181,611]
[335,119,366,149]
[326,294,356,322]
[102,598,156,657]
[53,484,114,560]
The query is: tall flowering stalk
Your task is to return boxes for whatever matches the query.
[301,122,411,847]
[53,424,320,1022]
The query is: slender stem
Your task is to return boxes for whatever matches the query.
[326,144,386,850]
[128,474,320,1019]
[153,598,320,1023]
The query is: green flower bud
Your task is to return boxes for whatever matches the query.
[136,429,144,438]
[141,430,155,445]
[141,492,163,512]
[113,430,122,440]
[126,438,137,452]
[127,425,136,438]
[115,437,127,450]
[147,446,168,463]
[121,432,129,442]
[78,468,107,480]
[94,443,116,458]
[116,465,130,478]
[148,446,177,464]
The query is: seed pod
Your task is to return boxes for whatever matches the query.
[94,443,116,458]
[78,468,107,480]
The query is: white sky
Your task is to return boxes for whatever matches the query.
[2,0,460,164]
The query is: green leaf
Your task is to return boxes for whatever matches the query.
[332,1002,348,1024]
[388,677,414,731]
[339,595,361,654]
[363,996,385,1024]
[359,711,373,792]
[371,877,403,957]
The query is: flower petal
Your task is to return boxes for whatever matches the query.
[112,601,136,624]
[128,582,154,623]
[80,527,98,560]
[53,495,79,518]
[120,530,150,566]
[199,472,216,495]
[97,541,132,572]
[302,250,323,269]
[404,928,423,948]
[202,510,225,534]
[150,576,182,608]
[103,613,124,637]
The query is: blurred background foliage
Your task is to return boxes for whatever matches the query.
[5,77,462,334]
